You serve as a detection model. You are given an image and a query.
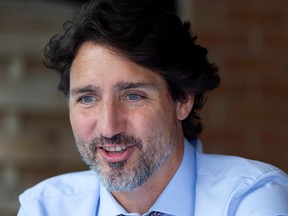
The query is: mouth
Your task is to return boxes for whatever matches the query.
[102,145,129,153]
[99,145,135,163]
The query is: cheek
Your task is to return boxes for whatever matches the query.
[69,110,95,140]
[131,105,176,137]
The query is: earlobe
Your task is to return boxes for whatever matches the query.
[176,95,194,120]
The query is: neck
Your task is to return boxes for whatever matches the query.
[112,139,184,214]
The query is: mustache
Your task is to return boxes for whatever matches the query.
[90,134,143,148]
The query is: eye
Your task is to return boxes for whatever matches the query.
[126,93,144,101]
[79,96,95,104]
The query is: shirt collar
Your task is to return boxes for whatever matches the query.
[99,185,125,215]
[98,139,197,216]
[149,139,196,215]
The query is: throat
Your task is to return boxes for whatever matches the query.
[111,180,163,214]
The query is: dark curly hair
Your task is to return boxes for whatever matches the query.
[43,0,220,140]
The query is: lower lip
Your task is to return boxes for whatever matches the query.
[99,146,135,163]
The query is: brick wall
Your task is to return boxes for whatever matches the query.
[192,0,288,173]
[0,1,87,215]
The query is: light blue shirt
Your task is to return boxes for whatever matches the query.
[18,139,288,216]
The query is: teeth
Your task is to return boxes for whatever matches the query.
[103,146,128,152]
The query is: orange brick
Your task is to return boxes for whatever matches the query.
[226,9,286,25]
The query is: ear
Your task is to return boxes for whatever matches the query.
[176,95,194,120]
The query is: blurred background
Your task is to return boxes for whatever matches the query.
[0,0,287,215]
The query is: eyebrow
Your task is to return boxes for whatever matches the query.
[113,81,156,91]
[70,81,157,97]
[70,85,100,96]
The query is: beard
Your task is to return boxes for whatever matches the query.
[75,132,175,192]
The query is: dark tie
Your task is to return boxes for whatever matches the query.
[117,211,163,216]
[148,212,163,216]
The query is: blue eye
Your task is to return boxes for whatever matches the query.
[80,96,94,103]
[127,94,142,101]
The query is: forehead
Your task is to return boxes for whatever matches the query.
[70,42,167,89]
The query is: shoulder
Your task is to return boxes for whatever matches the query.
[195,152,288,215]
[20,170,100,202]
[18,170,101,215]
[196,151,288,190]
[196,152,285,180]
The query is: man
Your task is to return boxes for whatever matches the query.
[18,0,288,215]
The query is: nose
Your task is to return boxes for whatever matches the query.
[97,99,125,138]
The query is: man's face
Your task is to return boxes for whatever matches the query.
[69,42,192,191]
